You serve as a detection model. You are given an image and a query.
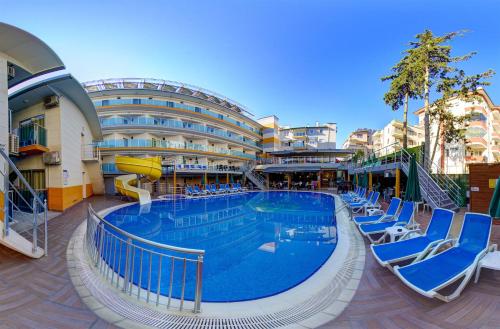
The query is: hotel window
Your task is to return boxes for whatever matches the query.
[194,107,202,113]
[218,114,223,120]
[133,99,141,105]
[102,99,110,106]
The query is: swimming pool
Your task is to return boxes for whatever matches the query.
[103,191,337,302]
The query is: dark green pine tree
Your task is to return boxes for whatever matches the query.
[382,54,424,149]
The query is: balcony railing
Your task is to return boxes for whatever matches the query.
[468,137,487,148]
[94,98,262,136]
[258,156,340,165]
[100,117,261,148]
[465,155,485,162]
[82,144,100,161]
[98,139,256,159]
[18,123,47,147]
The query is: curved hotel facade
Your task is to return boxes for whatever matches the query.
[83,78,263,193]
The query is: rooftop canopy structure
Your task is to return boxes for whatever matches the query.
[82,78,253,117]
[0,22,65,88]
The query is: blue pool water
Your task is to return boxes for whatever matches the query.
[103,191,337,302]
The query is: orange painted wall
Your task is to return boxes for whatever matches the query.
[86,184,93,198]
[48,185,83,211]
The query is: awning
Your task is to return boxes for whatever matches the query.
[0,22,65,87]
[263,166,321,173]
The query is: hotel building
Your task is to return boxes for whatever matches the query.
[256,115,349,189]
[342,128,375,154]
[0,23,102,257]
[415,88,500,174]
[8,74,104,211]
[372,120,424,156]
[83,78,263,193]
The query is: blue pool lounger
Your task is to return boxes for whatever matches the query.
[358,201,415,243]
[371,208,454,269]
[354,197,401,225]
[394,212,493,302]
[348,191,376,212]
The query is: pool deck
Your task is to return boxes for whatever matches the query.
[0,195,499,329]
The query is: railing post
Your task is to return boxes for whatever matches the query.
[97,223,105,267]
[194,254,204,313]
[3,159,9,237]
[44,199,48,256]
[123,237,132,293]
[32,198,38,254]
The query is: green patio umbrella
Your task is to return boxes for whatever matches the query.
[201,174,205,185]
[489,177,500,218]
[230,175,234,184]
[404,155,422,202]
[215,174,219,184]
[362,171,368,188]
[371,154,377,166]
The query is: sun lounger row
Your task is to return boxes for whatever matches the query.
[185,183,244,196]
[352,196,493,302]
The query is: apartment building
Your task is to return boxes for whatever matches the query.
[414,88,500,174]
[257,116,337,152]
[342,128,375,154]
[371,120,424,156]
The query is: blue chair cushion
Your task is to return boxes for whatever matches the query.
[359,221,396,234]
[354,214,383,224]
[372,236,433,262]
[396,247,477,292]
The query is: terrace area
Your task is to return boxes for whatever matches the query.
[0,194,499,329]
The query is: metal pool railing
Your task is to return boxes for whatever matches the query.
[85,205,205,313]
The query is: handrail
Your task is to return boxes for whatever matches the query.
[346,142,461,209]
[89,205,205,256]
[0,148,45,206]
[0,146,48,255]
[86,204,204,312]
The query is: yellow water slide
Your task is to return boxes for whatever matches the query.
[114,156,162,205]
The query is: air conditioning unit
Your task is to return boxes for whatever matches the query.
[43,151,61,165]
[9,133,19,155]
[44,95,59,109]
[7,66,15,80]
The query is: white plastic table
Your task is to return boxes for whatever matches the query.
[475,245,499,283]
[384,226,409,243]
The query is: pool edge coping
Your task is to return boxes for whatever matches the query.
[67,192,366,329]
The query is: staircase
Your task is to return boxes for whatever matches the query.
[0,147,47,258]
[243,162,266,190]
[400,149,460,211]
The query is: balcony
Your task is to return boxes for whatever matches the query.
[94,98,262,137]
[465,155,485,163]
[468,120,487,130]
[17,123,49,155]
[82,144,100,162]
[98,139,257,160]
[468,137,487,149]
[101,162,243,175]
[100,117,261,149]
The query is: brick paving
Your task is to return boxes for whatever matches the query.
[0,196,499,329]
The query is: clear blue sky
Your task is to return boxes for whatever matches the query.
[2,0,500,145]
